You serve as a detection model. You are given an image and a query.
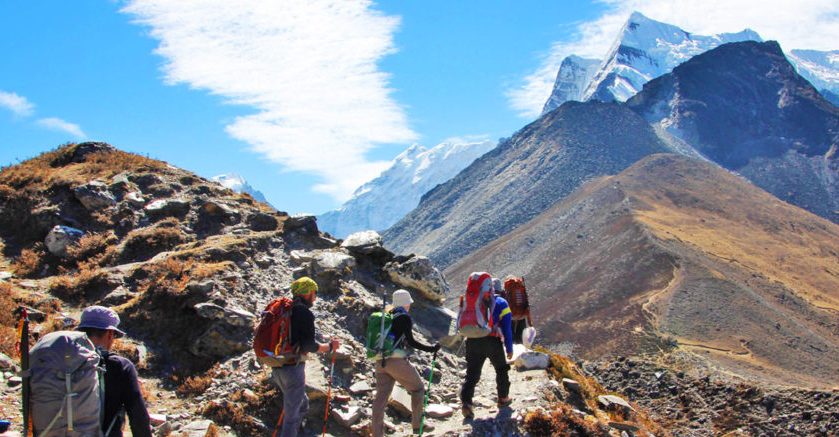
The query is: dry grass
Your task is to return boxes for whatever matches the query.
[176,363,229,397]
[120,218,187,263]
[0,283,19,357]
[49,260,110,301]
[0,144,166,192]
[523,404,611,436]
[67,231,118,263]
[11,245,46,278]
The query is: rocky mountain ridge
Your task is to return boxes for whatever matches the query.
[628,40,839,223]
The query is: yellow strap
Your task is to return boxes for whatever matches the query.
[499,307,512,319]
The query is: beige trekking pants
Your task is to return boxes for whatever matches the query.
[371,357,425,436]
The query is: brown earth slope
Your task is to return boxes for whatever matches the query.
[447,154,839,389]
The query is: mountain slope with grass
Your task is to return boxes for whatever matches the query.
[447,154,839,391]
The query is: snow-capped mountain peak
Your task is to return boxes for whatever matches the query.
[211,173,270,205]
[579,12,762,103]
[541,55,601,115]
[317,138,496,238]
[787,49,839,105]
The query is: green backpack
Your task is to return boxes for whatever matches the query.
[365,311,401,360]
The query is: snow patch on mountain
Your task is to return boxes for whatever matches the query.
[318,138,496,238]
[541,55,601,115]
[211,173,270,205]
[787,49,839,106]
[582,12,762,103]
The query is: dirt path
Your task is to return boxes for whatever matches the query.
[424,344,552,437]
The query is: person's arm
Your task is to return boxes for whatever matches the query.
[496,302,514,356]
[392,314,437,353]
[122,361,152,437]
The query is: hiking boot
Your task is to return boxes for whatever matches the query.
[461,403,474,419]
[413,423,435,434]
[497,396,513,407]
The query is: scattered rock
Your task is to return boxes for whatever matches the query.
[201,201,241,224]
[190,323,251,358]
[284,214,318,233]
[244,212,278,232]
[7,376,22,387]
[0,271,11,281]
[384,255,449,302]
[181,420,217,437]
[425,404,454,419]
[45,225,84,257]
[609,421,640,432]
[99,286,135,306]
[74,180,117,210]
[562,378,581,394]
[305,360,329,400]
[149,414,167,427]
[145,198,190,218]
[123,191,146,207]
[332,405,362,427]
[0,353,16,371]
[598,395,633,413]
[194,302,255,327]
[388,386,413,418]
[514,352,550,370]
[349,381,373,395]
[341,231,393,259]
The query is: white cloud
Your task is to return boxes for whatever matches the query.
[37,117,87,139]
[508,0,839,118]
[0,90,35,117]
[122,0,417,201]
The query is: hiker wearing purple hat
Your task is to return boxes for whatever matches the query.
[78,306,152,437]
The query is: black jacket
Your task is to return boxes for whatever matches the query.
[99,350,152,437]
[290,297,319,354]
[389,308,435,353]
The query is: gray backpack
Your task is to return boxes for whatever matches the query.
[28,331,103,437]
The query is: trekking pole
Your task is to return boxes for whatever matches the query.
[271,410,284,437]
[418,350,438,437]
[321,345,337,437]
[17,307,31,437]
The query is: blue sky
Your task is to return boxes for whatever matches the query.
[1,1,837,214]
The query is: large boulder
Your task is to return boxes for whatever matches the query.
[194,302,255,327]
[74,180,117,210]
[247,212,279,231]
[284,214,318,234]
[145,198,190,219]
[514,351,550,370]
[69,142,116,163]
[384,255,449,303]
[341,231,393,259]
[310,250,356,294]
[190,322,251,358]
[45,225,84,257]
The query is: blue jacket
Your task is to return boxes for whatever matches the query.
[492,296,514,354]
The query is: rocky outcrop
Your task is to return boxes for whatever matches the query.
[384,255,449,302]
[74,180,117,210]
[44,225,84,257]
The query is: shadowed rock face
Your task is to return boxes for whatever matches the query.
[628,40,839,222]
[447,154,839,388]
[384,101,669,269]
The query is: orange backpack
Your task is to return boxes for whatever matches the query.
[503,276,529,320]
[253,297,298,367]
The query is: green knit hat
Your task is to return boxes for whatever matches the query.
[290,277,318,296]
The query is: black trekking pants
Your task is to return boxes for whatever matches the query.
[460,336,510,405]
[512,319,527,344]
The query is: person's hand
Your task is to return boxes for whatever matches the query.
[432,343,442,353]
[330,338,341,351]
[506,352,514,361]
